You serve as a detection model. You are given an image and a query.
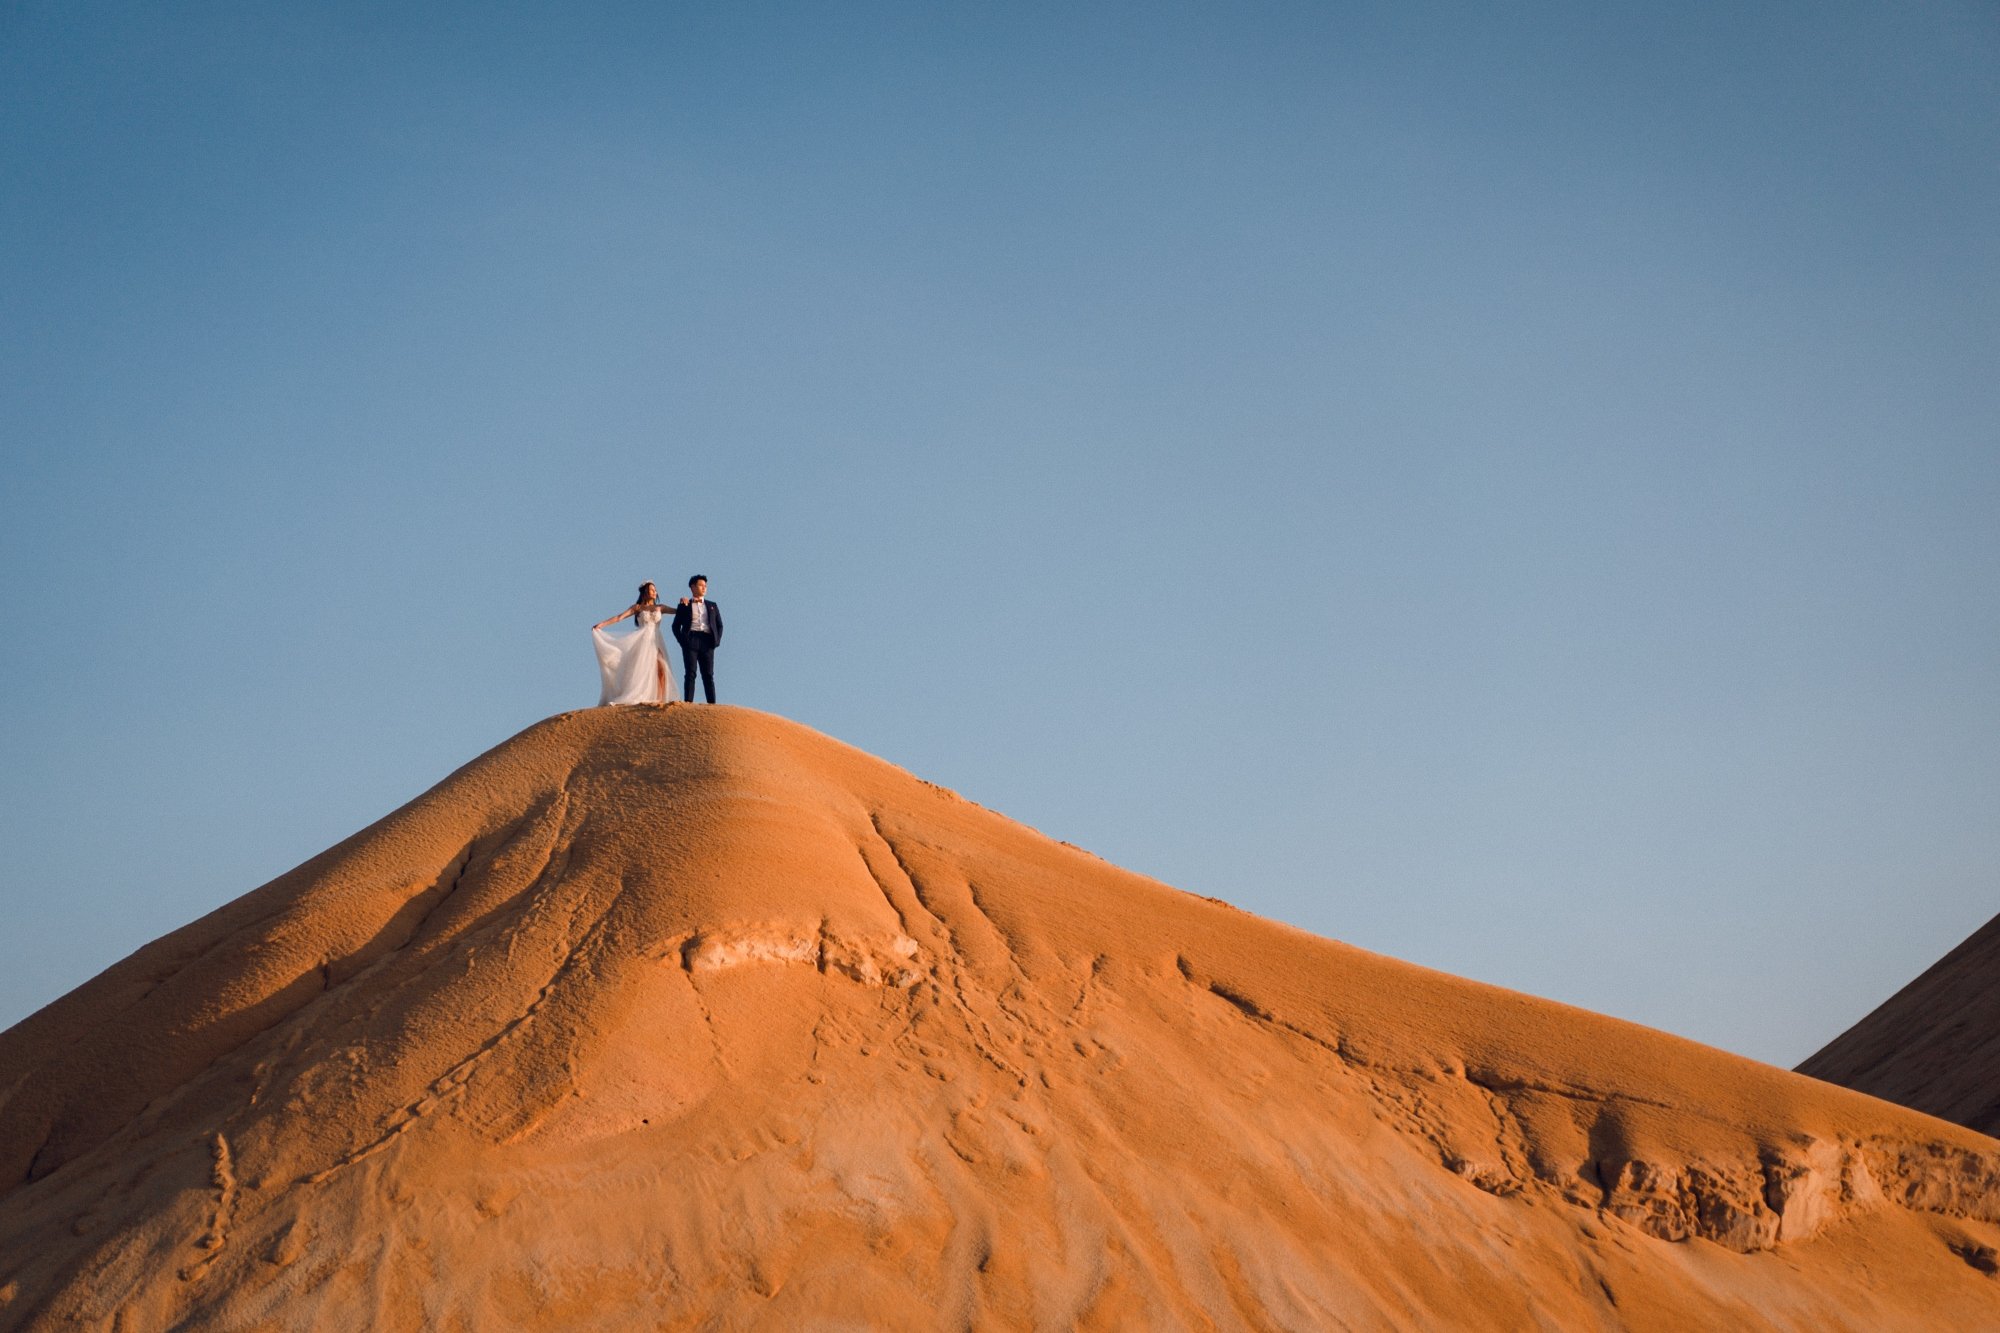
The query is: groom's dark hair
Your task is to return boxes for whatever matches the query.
[688,574,706,589]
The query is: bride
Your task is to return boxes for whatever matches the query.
[591,581,676,706]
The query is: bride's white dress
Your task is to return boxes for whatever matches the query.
[592,606,675,705]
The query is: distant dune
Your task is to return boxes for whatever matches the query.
[1800,912,2000,1140]
[3,707,1998,1329]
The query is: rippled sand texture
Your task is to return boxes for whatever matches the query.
[3,706,1999,1330]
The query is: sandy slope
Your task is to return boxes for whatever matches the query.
[1800,911,2000,1138]
[3,706,1999,1330]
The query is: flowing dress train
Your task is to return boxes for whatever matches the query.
[592,606,675,705]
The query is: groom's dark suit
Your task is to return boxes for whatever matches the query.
[671,598,723,703]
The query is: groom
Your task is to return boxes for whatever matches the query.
[672,574,723,703]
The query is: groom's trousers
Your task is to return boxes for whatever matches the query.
[682,632,717,703]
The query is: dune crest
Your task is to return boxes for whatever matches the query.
[1800,910,2000,1139]
[2,706,1997,1330]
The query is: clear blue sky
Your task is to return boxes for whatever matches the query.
[4,1,1996,1066]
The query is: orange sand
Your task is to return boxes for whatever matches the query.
[2,706,1997,1329]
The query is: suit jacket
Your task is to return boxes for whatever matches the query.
[672,598,722,646]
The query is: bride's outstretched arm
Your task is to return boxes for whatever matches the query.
[592,605,639,630]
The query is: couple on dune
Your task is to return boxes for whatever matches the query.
[591,575,723,707]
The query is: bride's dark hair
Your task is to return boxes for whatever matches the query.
[637,581,657,606]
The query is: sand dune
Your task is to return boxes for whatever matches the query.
[1800,911,2000,1139]
[3,706,1998,1329]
